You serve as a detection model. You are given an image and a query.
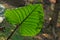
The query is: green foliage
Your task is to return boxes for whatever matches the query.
[4,4,44,36]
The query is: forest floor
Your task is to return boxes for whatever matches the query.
[0,0,60,40]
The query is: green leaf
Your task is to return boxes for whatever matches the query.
[4,4,44,36]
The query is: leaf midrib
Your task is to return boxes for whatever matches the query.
[17,5,39,26]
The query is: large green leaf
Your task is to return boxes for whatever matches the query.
[4,4,44,36]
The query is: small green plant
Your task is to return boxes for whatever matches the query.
[4,4,44,39]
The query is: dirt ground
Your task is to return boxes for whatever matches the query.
[0,0,60,40]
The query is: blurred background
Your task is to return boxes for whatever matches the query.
[0,0,60,40]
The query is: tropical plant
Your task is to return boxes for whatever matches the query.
[4,4,44,39]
